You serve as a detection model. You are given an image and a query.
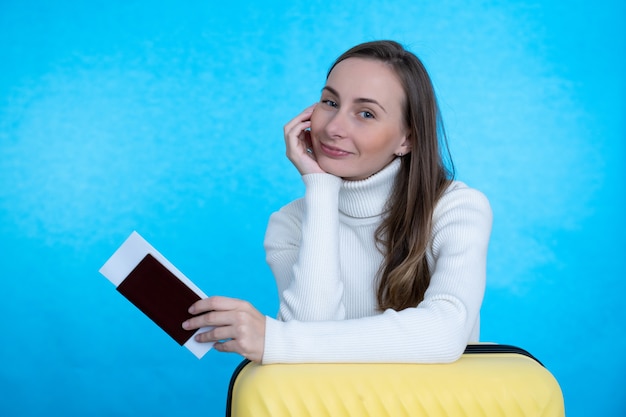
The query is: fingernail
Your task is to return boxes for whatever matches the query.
[188,305,195,314]
[182,320,189,329]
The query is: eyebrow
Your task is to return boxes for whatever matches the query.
[322,86,387,114]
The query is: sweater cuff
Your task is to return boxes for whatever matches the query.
[302,173,342,190]
[262,316,284,364]
[262,316,313,364]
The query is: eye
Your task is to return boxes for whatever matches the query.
[321,99,338,108]
[359,110,375,119]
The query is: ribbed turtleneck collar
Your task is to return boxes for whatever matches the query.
[338,158,401,218]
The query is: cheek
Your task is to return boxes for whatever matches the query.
[364,131,404,157]
[309,109,325,142]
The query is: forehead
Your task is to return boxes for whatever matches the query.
[325,57,405,105]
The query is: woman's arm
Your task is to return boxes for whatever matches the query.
[262,186,492,364]
[264,173,346,321]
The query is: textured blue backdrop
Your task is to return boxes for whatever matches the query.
[1,1,624,416]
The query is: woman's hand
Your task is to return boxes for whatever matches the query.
[182,296,266,363]
[284,104,326,176]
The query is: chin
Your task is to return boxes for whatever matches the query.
[321,166,365,181]
[317,159,351,178]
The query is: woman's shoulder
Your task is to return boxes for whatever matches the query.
[441,180,490,204]
[264,197,306,247]
[428,181,493,252]
[434,181,492,223]
[267,197,306,229]
[278,196,306,215]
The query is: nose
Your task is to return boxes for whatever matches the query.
[324,109,348,139]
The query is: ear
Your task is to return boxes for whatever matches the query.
[394,132,412,156]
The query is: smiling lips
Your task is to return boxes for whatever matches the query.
[319,142,352,158]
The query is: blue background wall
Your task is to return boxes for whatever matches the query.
[1,1,624,416]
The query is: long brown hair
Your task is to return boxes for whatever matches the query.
[327,40,454,311]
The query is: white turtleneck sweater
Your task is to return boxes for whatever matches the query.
[262,159,492,364]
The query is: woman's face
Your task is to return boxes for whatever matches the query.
[310,57,411,181]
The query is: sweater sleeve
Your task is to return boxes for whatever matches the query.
[262,186,492,364]
[264,173,345,321]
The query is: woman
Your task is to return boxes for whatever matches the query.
[183,40,492,364]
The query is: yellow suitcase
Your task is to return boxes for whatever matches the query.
[226,344,564,417]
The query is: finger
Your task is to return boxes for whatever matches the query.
[285,123,311,154]
[284,116,311,141]
[192,328,221,343]
[184,298,259,330]
[291,105,315,126]
[188,295,243,315]
[187,303,264,334]
[283,105,316,136]
[192,325,234,343]
[214,340,263,363]
[183,309,240,331]
[213,340,235,353]
[184,297,233,331]
[302,129,313,151]
[285,119,315,157]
